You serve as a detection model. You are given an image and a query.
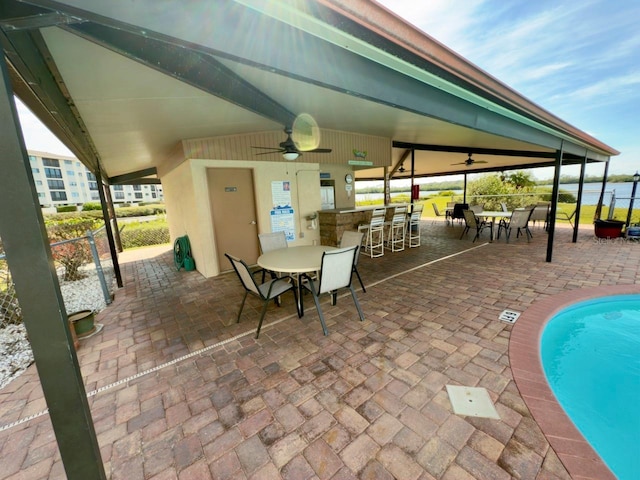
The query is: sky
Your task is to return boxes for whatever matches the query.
[376,0,639,180]
[14,0,639,180]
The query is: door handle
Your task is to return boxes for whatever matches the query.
[249,220,257,225]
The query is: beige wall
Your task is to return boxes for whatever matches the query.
[163,158,323,278]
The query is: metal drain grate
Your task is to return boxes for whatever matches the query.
[499,309,520,324]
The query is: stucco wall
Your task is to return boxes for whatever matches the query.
[163,158,327,278]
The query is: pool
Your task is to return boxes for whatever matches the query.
[541,294,640,480]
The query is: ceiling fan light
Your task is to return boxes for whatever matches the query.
[283,152,299,161]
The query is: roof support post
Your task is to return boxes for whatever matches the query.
[546,143,564,262]
[594,159,610,221]
[463,174,467,204]
[0,50,106,479]
[96,170,123,287]
[384,167,390,205]
[103,181,123,253]
[572,151,589,243]
[410,149,415,206]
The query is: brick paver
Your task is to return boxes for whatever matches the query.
[0,222,638,479]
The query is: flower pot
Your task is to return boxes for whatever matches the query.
[594,219,624,239]
[69,310,96,338]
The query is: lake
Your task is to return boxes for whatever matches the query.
[356,182,637,208]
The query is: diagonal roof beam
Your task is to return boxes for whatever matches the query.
[392,141,557,159]
[64,22,297,127]
[0,3,101,172]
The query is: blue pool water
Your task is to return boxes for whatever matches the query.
[541,295,640,479]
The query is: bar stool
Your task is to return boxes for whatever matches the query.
[386,205,407,252]
[358,207,386,257]
[406,203,423,247]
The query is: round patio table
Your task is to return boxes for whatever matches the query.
[257,245,335,316]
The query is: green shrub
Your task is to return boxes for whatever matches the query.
[82,202,102,211]
[56,205,78,213]
[114,205,166,218]
[47,218,101,281]
[120,220,170,249]
[537,188,577,203]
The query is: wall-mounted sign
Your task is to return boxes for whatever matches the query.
[319,172,331,179]
[224,186,237,192]
[348,160,373,166]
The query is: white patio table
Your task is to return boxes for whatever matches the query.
[257,245,335,316]
[478,211,512,241]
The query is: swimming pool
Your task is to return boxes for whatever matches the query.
[541,294,640,480]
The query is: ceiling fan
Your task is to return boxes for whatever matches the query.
[451,153,487,167]
[252,127,332,161]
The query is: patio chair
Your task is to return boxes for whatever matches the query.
[497,208,534,243]
[556,208,577,228]
[500,202,509,212]
[469,204,484,214]
[225,253,297,339]
[300,246,365,336]
[530,202,550,230]
[257,231,287,281]
[339,230,366,292]
[358,207,386,258]
[432,203,449,224]
[460,208,492,242]
[451,203,468,224]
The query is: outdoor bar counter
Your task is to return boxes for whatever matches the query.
[318,205,407,246]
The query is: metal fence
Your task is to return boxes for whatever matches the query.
[0,222,116,330]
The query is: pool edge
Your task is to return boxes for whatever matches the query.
[510,285,640,480]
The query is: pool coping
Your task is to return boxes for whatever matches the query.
[510,284,640,480]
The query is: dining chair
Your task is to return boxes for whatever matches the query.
[407,203,423,247]
[300,246,365,336]
[339,230,366,292]
[225,253,297,339]
[460,208,492,242]
[257,231,288,281]
[497,208,534,242]
[530,202,550,230]
[451,203,468,224]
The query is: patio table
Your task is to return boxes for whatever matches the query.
[478,211,512,241]
[257,245,335,316]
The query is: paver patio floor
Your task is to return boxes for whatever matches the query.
[1,220,638,479]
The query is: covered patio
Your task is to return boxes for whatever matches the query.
[1,224,638,479]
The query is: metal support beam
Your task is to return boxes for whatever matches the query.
[546,144,564,262]
[572,152,588,243]
[594,160,610,221]
[0,50,105,480]
[109,167,158,185]
[97,166,122,287]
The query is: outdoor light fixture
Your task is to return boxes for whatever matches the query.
[282,152,299,161]
[634,171,640,183]
[398,164,405,173]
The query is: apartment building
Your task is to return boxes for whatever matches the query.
[29,150,163,208]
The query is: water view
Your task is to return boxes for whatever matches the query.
[356,182,637,208]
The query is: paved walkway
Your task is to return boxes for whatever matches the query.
[1,221,638,479]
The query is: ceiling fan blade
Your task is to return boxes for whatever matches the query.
[306,148,332,153]
[255,150,284,156]
[474,160,488,164]
[251,146,283,151]
[451,161,467,165]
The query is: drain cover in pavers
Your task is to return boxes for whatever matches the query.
[446,385,500,419]
[498,309,520,324]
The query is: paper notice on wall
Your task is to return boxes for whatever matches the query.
[270,208,296,241]
[271,181,292,209]
[271,181,295,240]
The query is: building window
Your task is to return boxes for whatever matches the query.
[36,180,43,186]
[64,159,73,165]
[32,167,40,174]
[133,185,141,191]
[42,158,60,167]
[113,185,124,191]
[38,192,45,198]
[50,191,67,201]
[71,192,80,198]
[134,192,143,200]
[91,193,99,200]
[152,193,157,199]
[67,170,75,176]
[44,167,62,178]
[86,172,96,181]
[29,155,37,162]
[115,192,125,200]
[47,179,65,189]
[69,181,77,187]
[89,181,98,190]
